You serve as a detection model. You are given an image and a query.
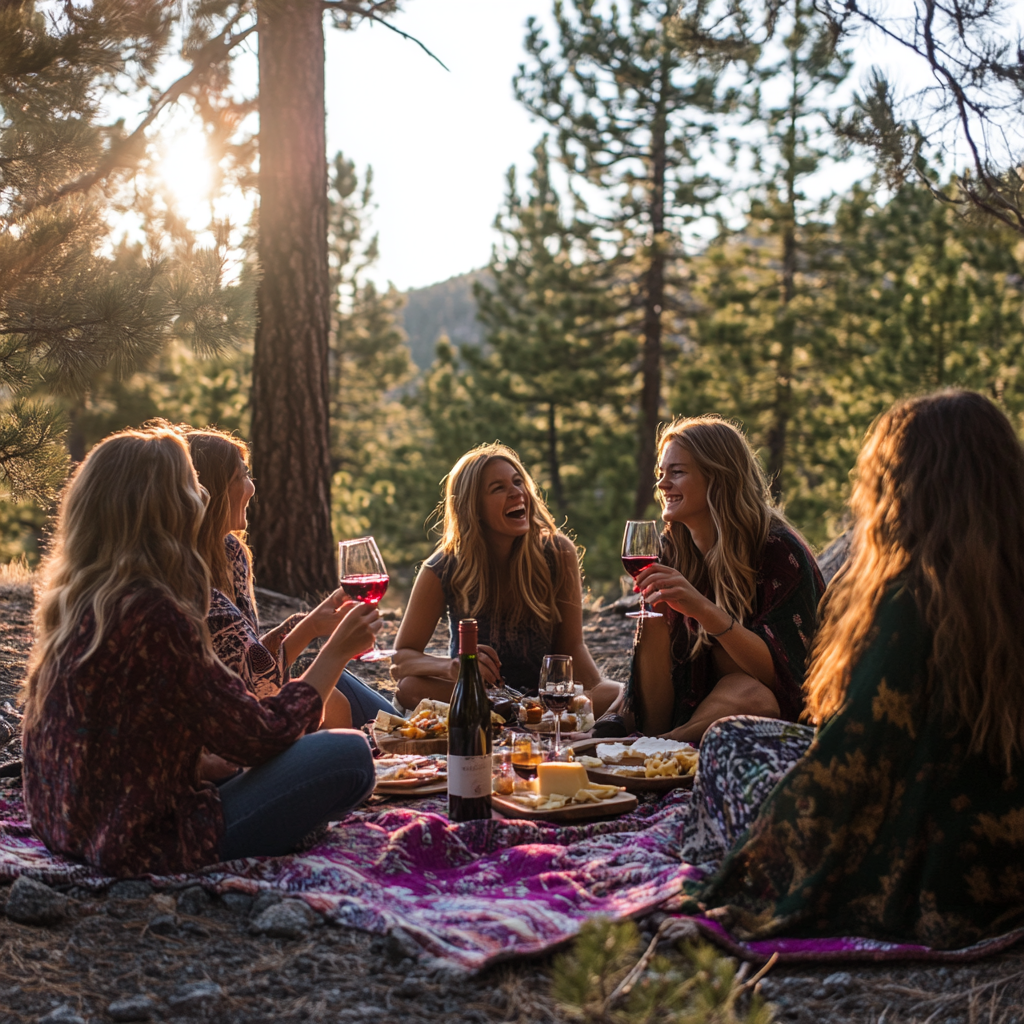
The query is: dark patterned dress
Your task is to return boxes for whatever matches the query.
[425,546,559,695]
[682,585,1024,948]
[627,524,824,730]
[208,535,302,699]
[22,588,323,877]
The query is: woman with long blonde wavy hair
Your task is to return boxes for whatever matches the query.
[393,443,621,715]
[627,414,824,743]
[22,426,380,877]
[679,390,1024,948]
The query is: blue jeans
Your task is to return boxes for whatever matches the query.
[335,669,397,725]
[218,729,375,860]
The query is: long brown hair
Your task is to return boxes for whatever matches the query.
[658,415,788,653]
[804,390,1024,771]
[24,426,212,730]
[186,428,254,607]
[433,443,566,631]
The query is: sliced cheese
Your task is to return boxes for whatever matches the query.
[537,761,590,797]
[374,710,407,734]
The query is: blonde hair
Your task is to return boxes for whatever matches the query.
[658,415,787,654]
[186,427,254,606]
[804,390,1024,771]
[433,443,565,631]
[23,426,212,730]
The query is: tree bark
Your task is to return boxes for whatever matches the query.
[249,0,335,597]
[633,66,668,519]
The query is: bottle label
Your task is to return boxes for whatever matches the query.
[447,755,492,798]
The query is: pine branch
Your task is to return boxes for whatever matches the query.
[321,1,448,70]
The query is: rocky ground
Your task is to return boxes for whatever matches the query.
[2,578,1024,1024]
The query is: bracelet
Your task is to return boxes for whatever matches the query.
[707,614,735,638]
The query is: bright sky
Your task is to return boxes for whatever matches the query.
[323,1,549,290]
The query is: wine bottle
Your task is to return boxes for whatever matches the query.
[447,618,493,822]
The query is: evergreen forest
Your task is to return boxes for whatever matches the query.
[2,0,1023,592]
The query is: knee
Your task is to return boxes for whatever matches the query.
[314,729,376,793]
[722,674,781,719]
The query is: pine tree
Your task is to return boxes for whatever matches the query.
[515,0,751,517]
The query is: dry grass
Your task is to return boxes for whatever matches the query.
[0,557,33,599]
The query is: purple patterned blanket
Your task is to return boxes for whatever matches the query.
[1,785,1020,970]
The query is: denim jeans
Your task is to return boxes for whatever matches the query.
[335,669,397,725]
[218,729,375,860]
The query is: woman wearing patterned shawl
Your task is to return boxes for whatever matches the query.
[186,428,396,733]
[683,390,1024,948]
[625,415,824,744]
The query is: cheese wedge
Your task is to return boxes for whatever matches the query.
[537,761,590,797]
[374,710,407,734]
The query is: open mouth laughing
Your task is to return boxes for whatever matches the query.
[505,502,527,520]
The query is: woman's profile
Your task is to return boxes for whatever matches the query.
[628,415,824,743]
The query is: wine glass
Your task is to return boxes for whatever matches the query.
[621,520,664,620]
[338,537,397,662]
[539,654,573,758]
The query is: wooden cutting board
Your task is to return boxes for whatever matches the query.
[490,789,637,822]
[569,738,696,793]
[376,734,448,755]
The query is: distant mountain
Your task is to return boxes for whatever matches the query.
[399,270,488,370]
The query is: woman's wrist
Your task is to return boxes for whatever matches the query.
[696,598,733,636]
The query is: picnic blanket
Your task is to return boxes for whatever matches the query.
[2,781,1023,971]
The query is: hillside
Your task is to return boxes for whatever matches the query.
[398,270,488,369]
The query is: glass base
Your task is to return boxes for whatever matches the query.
[357,647,397,662]
[625,610,663,619]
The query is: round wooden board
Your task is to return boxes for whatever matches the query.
[374,777,448,797]
[376,734,448,755]
[568,738,696,793]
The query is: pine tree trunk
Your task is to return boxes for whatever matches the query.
[633,85,667,519]
[249,0,334,597]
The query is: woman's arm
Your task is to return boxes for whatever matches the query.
[636,563,776,687]
[551,538,602,688]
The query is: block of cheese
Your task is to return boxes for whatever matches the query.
[537,761,590,798]
[373,710,407,734]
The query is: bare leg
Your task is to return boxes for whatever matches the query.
[321,689,353,730]
[632,616,675,734]
[396,674,457,710]
[664,672,780,745]
[586,680,624,718]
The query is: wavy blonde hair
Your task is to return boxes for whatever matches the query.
[804,390,1024,771]
[186,427,254,607]
[23,426,212,730]
[658,415,787,654]
[433,443,566,632]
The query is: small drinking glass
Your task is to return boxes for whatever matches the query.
[539,654,574,758]
[621,520,664,620]
[338,536,397,661]
[511,733,543,779]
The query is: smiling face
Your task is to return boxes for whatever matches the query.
[477,457,531,540]
[226,457,255,533]
[657,441,710,527]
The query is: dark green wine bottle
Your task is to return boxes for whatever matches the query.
[447,618,493,822]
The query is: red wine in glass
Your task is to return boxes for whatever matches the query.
[621,555,658,579]
[340,574,390,605]
[338,537,397,661]
[622,521,663,620]
[539,655,573,756]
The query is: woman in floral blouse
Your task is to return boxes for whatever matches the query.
[682,390,1024,947]
[21,426,380,877]
[186,428,395,731]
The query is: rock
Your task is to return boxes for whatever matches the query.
[166,981,223,1012]
[5,877,68,926]
[250,898,318,939]
[249,890,283,918]
[221,892,253,915]
[38,1006,86,1024]
[822,970,853,994]
[107,880,153,900]
[146,913,178,936]
[175,885,212,916]
[106,995,156,1022]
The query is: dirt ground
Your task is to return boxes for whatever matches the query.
[3,582,1024,1024]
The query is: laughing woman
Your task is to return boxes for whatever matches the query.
[21,426,378,876]
[628,415,825,744]
[392,443,621,716]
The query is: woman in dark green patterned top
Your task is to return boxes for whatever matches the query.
[685,390,1024,948]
